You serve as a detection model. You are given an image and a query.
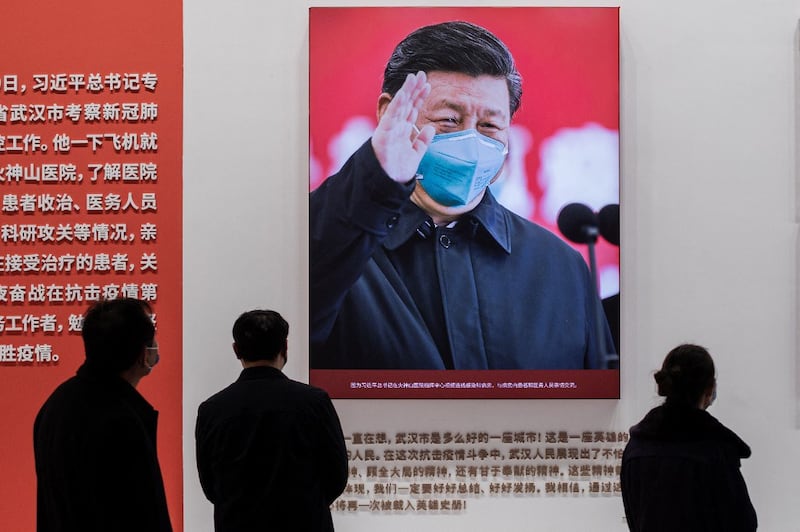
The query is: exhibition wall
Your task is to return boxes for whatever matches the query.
[182,1,799,530]
[0,1,183,530]
[3,0,794,530]
[0,0,800,532]
[182,0,799,530]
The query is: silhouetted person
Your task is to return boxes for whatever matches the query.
[34,298,172,532]
[196,310,348,531]
[621,344,757,531]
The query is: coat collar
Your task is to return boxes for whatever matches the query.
[76,362,157,418]
[631,402,751,458]
[382,189,512,254]
[236,365,287,382]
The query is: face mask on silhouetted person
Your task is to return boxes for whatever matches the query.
[144,344,160,371]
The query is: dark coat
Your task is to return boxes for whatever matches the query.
[195,366,348,532]
[33,363,172,532]
[621,403,757,532]
[310,140,614,370]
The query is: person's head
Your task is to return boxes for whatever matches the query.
[381,21,522,118]
[82,298,156,376]
[654,344,716,409]
[232,310,289,367]
[378,21,523,220]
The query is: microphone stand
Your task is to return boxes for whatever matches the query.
[583,226,619,370]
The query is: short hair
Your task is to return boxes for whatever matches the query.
[82,298,155,374]
[654,344,716,406]
[232,310,289,362]
[382,21,523,117]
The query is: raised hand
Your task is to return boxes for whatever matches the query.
[372,71,436,183]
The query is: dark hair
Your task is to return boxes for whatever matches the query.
[232,310,289,362]
[82,298,155,374]
[382,21,523,117]
[654,344,715,406]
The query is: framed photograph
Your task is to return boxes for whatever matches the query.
[309,7,620,399]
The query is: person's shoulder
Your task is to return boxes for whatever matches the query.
[197,380,242,409]
[505,208,569,243]
[47,373,81,394]
[285,377,333,400]
[279,380,339,417]
[36,373,138,437]
[499,205,584,261]
[37,373,90,411]
[697,410,752,459]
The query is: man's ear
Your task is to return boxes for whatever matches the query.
[232,342,241,360]
[376,93,392,122]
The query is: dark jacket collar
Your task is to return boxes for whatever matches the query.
[631,402,751,458]
[76,362,157,420]
[236,365,287,382]
[383,188,512,254]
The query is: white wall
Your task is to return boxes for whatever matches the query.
[183,1,800,530]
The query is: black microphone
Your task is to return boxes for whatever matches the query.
[556,203,599,244]
[597,203,620,364]
[556,202,618,369]
[598,204,620,246]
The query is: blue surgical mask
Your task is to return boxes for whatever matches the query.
[144,345,160,371]
[415,129,507,207]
